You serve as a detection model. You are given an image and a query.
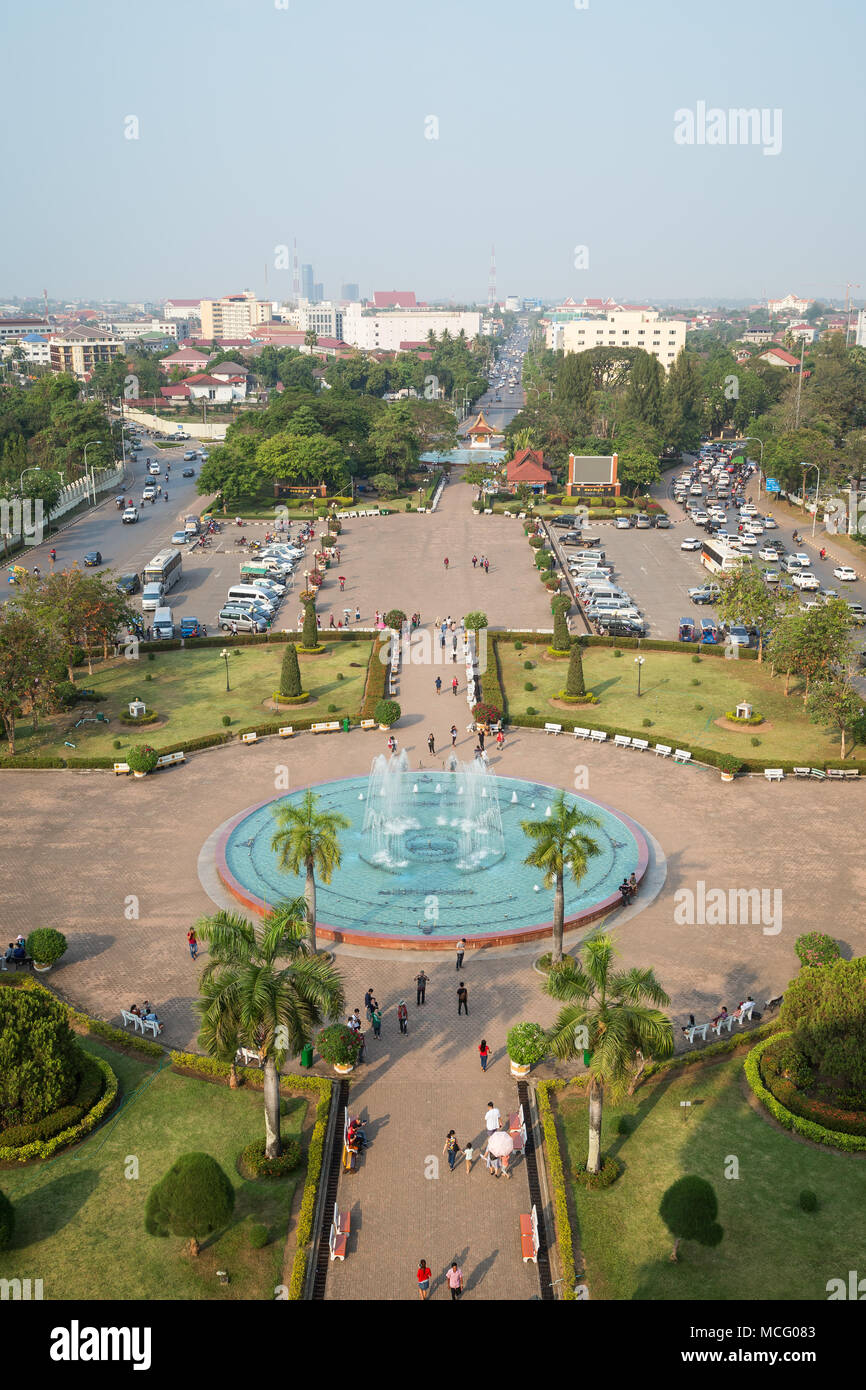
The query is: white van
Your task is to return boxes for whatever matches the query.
[152,606,174,640]
[142,581,165,611]
[184,515,200,536]
[227,584,278,612]
[256,556,293,578]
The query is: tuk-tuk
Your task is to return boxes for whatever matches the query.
[678,616,696,642]
[115,495,126,511]
[700,619,718,644]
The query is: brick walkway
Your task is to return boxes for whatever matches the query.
[2,467,864,1299]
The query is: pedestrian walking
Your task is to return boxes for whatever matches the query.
[478,729,485,751]
[451,677,458,696]
[463,1141,474,1176]
[417,1259,432,1301]
[446,1262,464,1300]
[187,928,198,960]
[388,734,397,754]
[479,1039,492,1072]
[435,676,442,695]
[443,557,449,570]
[455,937,466,970]
[485,1101,501,1134]
[415,969,429,1005]
[364,988,374,1021]
[496,729,504,750]
[355,606,360,622]
[443,1130,461,1172]
[440,632,446,649]
[483,558,489,574]
[450,724,458,746]
[329,613,335,628]
[457,981,469,1016]
[230,621,238,637]
[427,731,435,755]
[472,555,477,568]
[145,625,152,641]
[397,1000,408,1034]
[371,1005,382,1039]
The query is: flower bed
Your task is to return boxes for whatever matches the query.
[744,1033,866,1151]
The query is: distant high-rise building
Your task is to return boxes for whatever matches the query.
[313,283,323,304]
[341,283,360,302]
[301,265,314,301]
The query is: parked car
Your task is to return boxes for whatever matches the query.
[654,514,671,528]
[635,513,652,528]
[614,515,633,529]
[561,532,584,545]
[83,550,102,566]
[596,617,646,637]
[171,530,191,545]
[116,573,140,595]
[689,586,719,604]
[727,625,751,648]
[217,606,268,633]
[122,506,139,524]
[180,617,202,638]
[680,537,702,551]
[552,515,579,528]
[833,565,857,582]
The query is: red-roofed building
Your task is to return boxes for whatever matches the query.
[160,347,210,372]
[373,290,417,309]
[467,410,498,448]
[757,346,801,370]
[170,372,247,402]
[506,449,553,494]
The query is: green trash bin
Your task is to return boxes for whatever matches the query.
[342,717,350,733]
[301,1043,313,1069]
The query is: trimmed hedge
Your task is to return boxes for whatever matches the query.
[1,977,166,1059]
[0,1053,104,1148]
[360,634,388,719]
[757,1034,866,1138]
[241,1136,303,1178]
[536,1080,577,1300]
[0,1056,118,1163]
[744,1033,866,1152]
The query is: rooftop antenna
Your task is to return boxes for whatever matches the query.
[488,243,496,313]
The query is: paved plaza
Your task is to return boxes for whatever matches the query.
[4,473,863,1298]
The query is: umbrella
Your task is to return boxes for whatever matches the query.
[486,1129,514,1158]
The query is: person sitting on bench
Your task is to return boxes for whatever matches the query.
[347,1117,367,1150]
[712,1006,728,1027]
[680,1013,696,1039]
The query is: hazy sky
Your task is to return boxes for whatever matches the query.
[3,0,864,305]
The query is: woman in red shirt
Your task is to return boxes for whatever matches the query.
[417,1259,431,1300]
[478,1039,492,1072]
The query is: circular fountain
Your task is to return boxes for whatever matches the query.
[215,752,648,947]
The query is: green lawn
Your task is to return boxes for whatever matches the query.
[499,643,860,762]
[0,1039,307,1300]
[558,1059,866,1300]
[14,642,371,758]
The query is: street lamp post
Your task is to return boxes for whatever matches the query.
[634,656,645,697]
[83,439,103,504]
[801,462,821,538]
[220,647,231,692]
[19,465,41,495]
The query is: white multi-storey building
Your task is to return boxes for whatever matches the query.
[546,310,686,369]
[199,292,272,340]
[767,292,812,318]
[342,305,481,351]
[279,301,345,340]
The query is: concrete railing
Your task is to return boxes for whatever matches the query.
[122,407,228,441]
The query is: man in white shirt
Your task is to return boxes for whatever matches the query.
[485,1102,501,1133]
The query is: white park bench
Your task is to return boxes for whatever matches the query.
[826,768,845,779]
[503,510,513,517]
[484,508,493,514]
[156,751,185,769]
[843,768,860,779]
[589,730,607,744]
[572,727,591,740]
[673,749,692,764]
[140,1016,162,1038]
[764,768,784,782]
[519,1205,540,1264]
[517,511,526,520]
[312,721,341,734]
[631,738,650,752]
[654,744,672,757]
[712,1013,735,1036]
[686,1022,709,1044]
[329,1221,348,1262]
[333,1200,351,1238]
[793,767,811,778]
[735,1000,756,1025]
[278,726,294,738]
[235,1046,260,1067]
[810,768,826,779]
[120,1009,142,1032]
[614,735,631,749]
[544,723,562,736]
[360,719,376,730]
[113,762,130,776]
[241,732,258,744]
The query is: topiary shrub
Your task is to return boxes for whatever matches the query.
[659,1175,723,1261]
[374,699,401,727]
[279,642,302,698]
[613,648,622,658]
[241,1136,302,1178]
[384,609,407,631]
[0,988,82,1129]
[327,703,338,713]
[26,928,68,968]
[317,1023,362,1067]
[0,1189,13,1250]
[565,642,586,698]
[472,702,501,726]
[524,681,535,692]
[616,1116,632,1136]
[302,598,318,649]
[524,660,534,670]
[127,744,159,775]
[506,1022,548,1067]
[691,678,701,686]
[642,718,652,727]
[691,654,701,664]
[526,705,537,716]
[222,714,232,727]
[514,640,524,651]
[574,1154,623,1189]
[145,1152,235,1255]
[249,1223,269,1248]
[750,736,760,746]
[799,1189,818,1213]
[794,933,841,969]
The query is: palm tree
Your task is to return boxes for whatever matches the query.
[545,934,672,1173]
[304,329,318,357]
[521,792,602,964]
[194,900,345,1157]
[271,790,350,953]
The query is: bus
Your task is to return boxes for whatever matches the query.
[701,540,746,575]
[143,548,183,593]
